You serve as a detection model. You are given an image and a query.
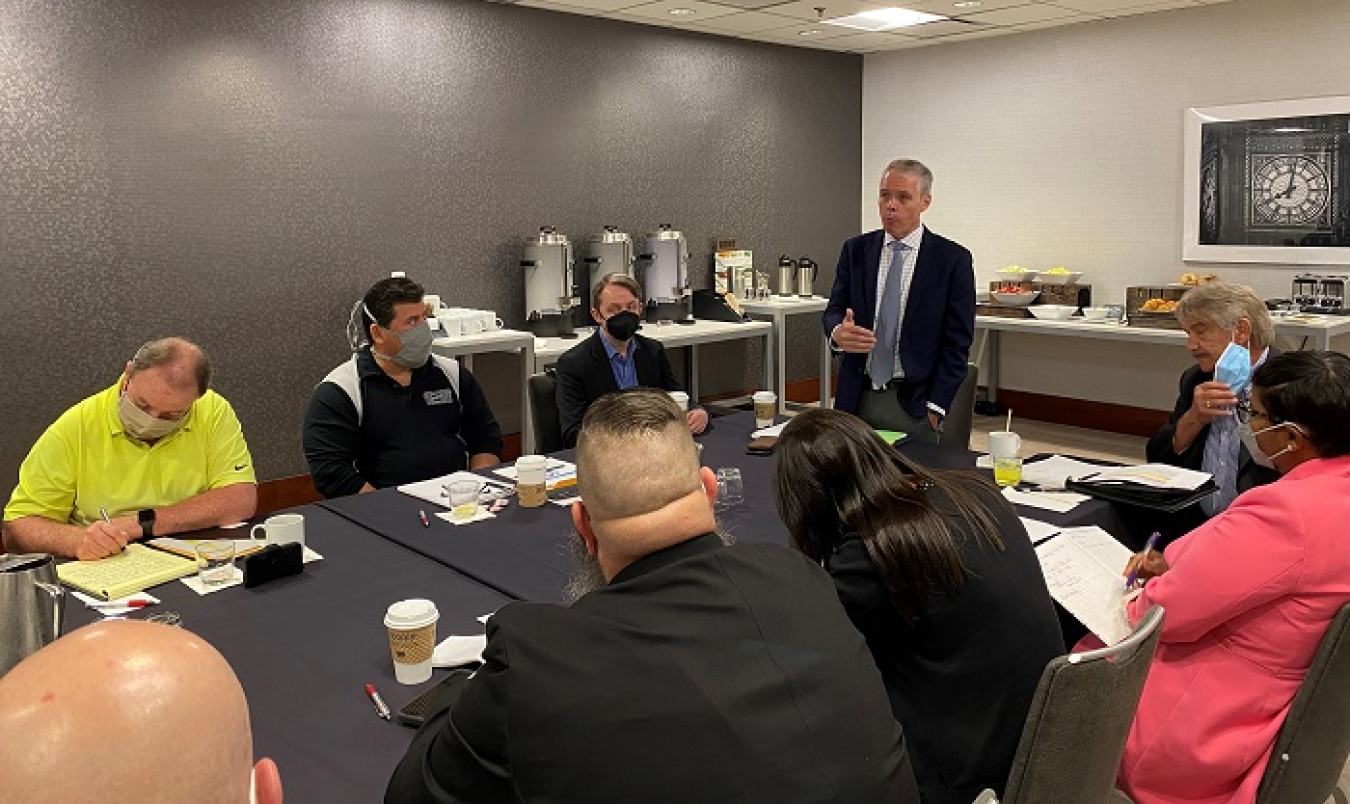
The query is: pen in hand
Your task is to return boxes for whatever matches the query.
[1125,531,1161,591]
[99,507,127,553]
[365,683,391,720]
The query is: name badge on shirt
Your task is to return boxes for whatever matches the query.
[423,389,455,406]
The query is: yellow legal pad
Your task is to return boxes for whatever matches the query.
[57,543,197,601]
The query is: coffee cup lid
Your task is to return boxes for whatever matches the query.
[385,598,439,629]
[753,391,776,401]
[516,455,547,467]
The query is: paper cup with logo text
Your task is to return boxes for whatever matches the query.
[753,391,777,428]
[384,599,439,685]
[516,455,548,508]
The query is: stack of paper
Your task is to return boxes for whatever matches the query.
[1034,527,1136,645]
[57,544,197,601]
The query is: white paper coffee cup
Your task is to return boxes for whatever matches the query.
[384,599,439,685]
[668,391,689,410]
[516,455,548,508]
[753,390,777,427]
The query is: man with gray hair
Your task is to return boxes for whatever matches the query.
[824,158,975,443]
[1147,281,1279,519]
[386,388,919,804]
[4,337,257,559]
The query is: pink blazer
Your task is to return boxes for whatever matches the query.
[1120,455,1350,804]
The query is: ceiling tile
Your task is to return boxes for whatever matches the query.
[1047,0,1196,11]
[616,0,743,22]
[902,0,1038,12]
[906,19,994,37]
[751,0,896,23]
[960,2,1080,24]
[1095,0,1202,16]
[685,10,805,31]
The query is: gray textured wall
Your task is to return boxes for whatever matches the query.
[1,0,861,486]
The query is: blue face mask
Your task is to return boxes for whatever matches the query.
[1215,338,1252,395]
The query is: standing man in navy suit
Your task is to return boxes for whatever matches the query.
[823,159,975,443]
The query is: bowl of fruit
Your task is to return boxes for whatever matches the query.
[996,265,1038,283]
[991,286,1040,307]
[1035,266,1083,286]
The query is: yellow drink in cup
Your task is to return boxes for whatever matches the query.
[993,457,1023,487]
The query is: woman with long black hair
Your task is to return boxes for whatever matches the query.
[774,408,1063,804]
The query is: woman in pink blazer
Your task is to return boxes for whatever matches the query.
[1120,350,1350,804]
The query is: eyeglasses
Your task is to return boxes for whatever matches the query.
[1235,399,1277,425]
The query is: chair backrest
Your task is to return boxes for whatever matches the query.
[938,362,979,450]
[1001,606,1165,804]
[528,370,563,454]
[1256,602,1350,804]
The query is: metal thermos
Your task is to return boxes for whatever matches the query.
[796,257,818,298]
[583,226,635,293]
[521,226,579,338]
[637,225,690,322]
[776,255,797,297]
[1,553,65,677]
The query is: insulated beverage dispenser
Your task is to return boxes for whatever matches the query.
[521,226,578,338]
[579,227,635,326]
[796,257,818,298]
[637,225,690,322]
[776,255,797,297]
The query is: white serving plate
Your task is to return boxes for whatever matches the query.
[992,291,1040,307]
[1027,304,1078,320]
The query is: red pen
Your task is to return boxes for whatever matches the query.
[418,509,430,528]
[90,599,152,609]
[365,683,391,720]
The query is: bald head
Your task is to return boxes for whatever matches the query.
[0,621,257,804]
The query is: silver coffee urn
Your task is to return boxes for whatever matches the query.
[776,255,797,297]
[521,226,579,338]
[583,226,634,294]
[796,257,818,298]
[637,224,690,322]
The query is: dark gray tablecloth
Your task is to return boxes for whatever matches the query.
[321,411,1138,605]
[64,505,511,804]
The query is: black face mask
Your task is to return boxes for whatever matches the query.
[604,311,641,342]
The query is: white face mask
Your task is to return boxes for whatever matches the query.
[118,390,185,441]
[1237,420,1298,470]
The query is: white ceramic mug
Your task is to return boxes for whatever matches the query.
[988,431,1022,460]
[477,310,504,331]
[439,310,473,337]
[250,513,305,547]
[460,313,485,335]
[424,294,441,312]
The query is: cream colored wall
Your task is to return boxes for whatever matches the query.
[862,0,1350,410]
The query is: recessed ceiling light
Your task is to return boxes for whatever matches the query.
[823,7,947,32]
[953,1,981,8]
[799,28,823,35]
[668,7,697,15]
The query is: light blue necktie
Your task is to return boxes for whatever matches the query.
[1201,404,1240,516]
[869,240,905,387]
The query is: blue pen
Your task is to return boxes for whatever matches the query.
[1125,531,1161,591]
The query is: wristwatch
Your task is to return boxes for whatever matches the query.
[137,508,156,540]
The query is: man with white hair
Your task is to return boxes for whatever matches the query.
[0,620,283,804]
[386,388,919,804]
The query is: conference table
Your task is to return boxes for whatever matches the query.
[58,410,1143,803]
[320,411,1136,605]
[64,506,512,804]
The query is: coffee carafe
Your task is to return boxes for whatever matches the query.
[1,553,65,677]
[776,255,797,297]
[796,257,818,298]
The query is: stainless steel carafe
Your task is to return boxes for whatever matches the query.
[521,226,579,337]
[1,553,65,677]
[796,257,818,298]
[776,255,797,297]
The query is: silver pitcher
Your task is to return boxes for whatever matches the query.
[1,553,65,677]
[796,257,818,298]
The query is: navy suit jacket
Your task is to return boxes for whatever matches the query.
[554,330,683,448]
[822,227,975,418]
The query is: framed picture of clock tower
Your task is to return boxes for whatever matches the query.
[1184,95,1350,265]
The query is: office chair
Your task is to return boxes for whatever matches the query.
[975,606,1165,804]
[938,362,979,450]
[527,370,563,454]
[1255,602,1350,804]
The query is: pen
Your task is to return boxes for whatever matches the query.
[89,599,151,610]
[418,509,430,528]
[1125,531,1161,591]
[99,506,127,553]
[365,683,391,720]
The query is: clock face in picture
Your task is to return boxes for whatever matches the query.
[1251,155,1331,226]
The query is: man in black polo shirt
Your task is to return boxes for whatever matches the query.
[303,277,503,498]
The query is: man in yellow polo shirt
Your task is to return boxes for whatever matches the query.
[3,337,257,560]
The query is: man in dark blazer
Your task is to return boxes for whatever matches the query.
[386,390,920,804]
[1146,282,1280,535]
[823,159,975,442]
[554,273,708,448]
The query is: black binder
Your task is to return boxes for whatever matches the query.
[1065,477,1218,513]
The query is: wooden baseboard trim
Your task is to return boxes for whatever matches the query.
[990,389,1169,438]
[257,474,323,515]
[701,376,838,406]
